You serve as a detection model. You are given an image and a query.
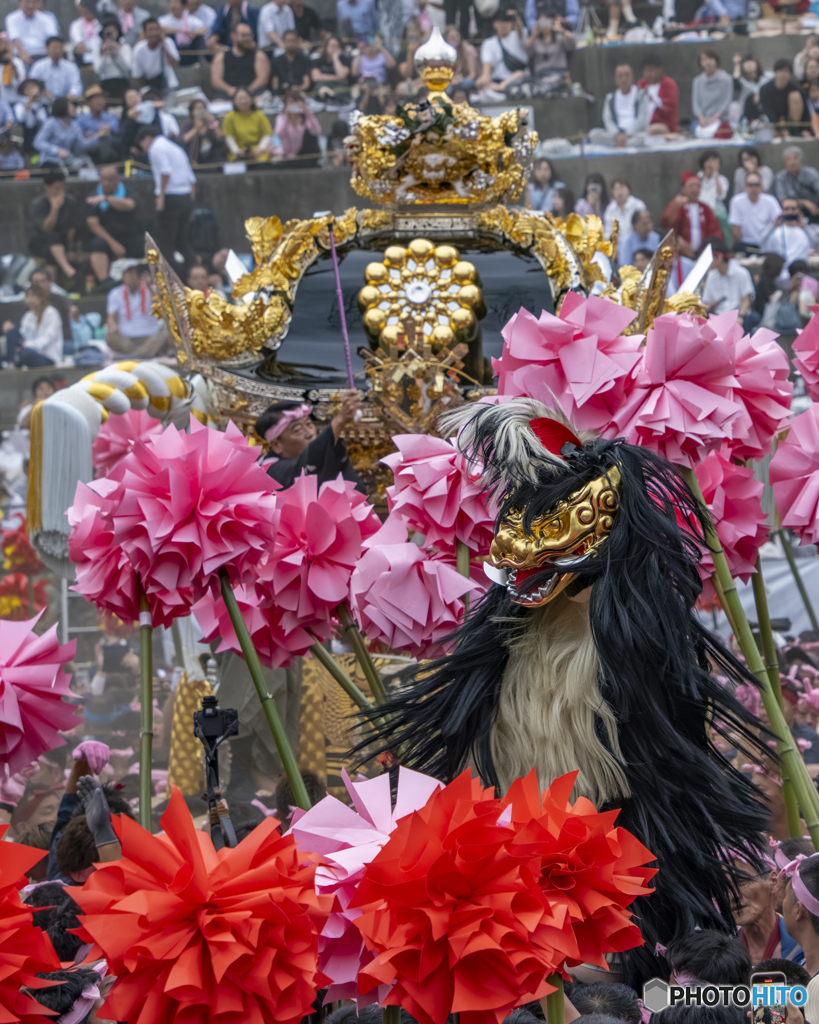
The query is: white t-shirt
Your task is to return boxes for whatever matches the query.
[728,191,782,247]
[132,37,180,90]
[613,85,639,133]
[687,203,703,254]
[69,15,102,63]
[158,11,207,46]
[146,133,196,195]
[702,261,755,315]
[258,0,295,42]
[479,31,527,83]
[20,305,63,362]
[763,224,813,267]
[107,283,160,338]
[189,2,217,29]
[603,193,646,243]
[5,8,59,58]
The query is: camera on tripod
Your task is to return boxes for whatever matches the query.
[193,694,239,849]
[194,694,239,748]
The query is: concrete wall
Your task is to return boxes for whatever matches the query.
[2,138,818,258]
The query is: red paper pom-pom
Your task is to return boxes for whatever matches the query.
[0,574,48,620]
[501,771,656,969]
[0,826,61,1024]
[70,787,333,1024]
[351,771,580,1024]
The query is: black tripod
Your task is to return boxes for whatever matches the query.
[193,694,239,850]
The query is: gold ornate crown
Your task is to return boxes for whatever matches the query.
[346,28,538,207]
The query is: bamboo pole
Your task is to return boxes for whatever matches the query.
[307,632,374,712]
[545,975,565,1024]
[778,528,819,635]
[456,540,471,616]
[218,569,310,810]
[751,559,802,838]
[137,581,153,830]
[683,468,819,850]
[336,601,388,705]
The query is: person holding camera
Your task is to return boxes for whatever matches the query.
[274,87,321,165]
[525,13,573,88]
[760,198,818,267]
[180,97,226,164]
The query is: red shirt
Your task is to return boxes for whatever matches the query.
[660,198,721,253]
[637,75,679,134]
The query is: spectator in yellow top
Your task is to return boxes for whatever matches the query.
[221,86,281,161]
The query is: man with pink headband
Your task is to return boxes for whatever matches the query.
[729,847,803,965]
[255,390,363,491]
[782,852,819,975]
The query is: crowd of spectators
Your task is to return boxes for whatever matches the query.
[0,0,816,180]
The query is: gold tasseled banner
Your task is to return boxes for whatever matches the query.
[167,673,213,795]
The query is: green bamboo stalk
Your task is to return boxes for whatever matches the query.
[751,559,801,838]
[382,1006,401,1024]
[456,540,471,616]
[137,581,153,831]
[170,617,184,667]
[778,528,819,634]
[336,601,388,705]
[307,632,374,711]
[683,468,819,850]
[26,576,36,616]
[545,975,565,1024]
[218,568,311,810]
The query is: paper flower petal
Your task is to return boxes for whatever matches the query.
[693,449,769,602]
[92,409,164,478]
[730,326,793,461]
[770,405,819,547]
[607,311,747,468]
[493,296,643,433]
[256,474,382,629]
[68,420,280,626]
[0,613,78,776]
[0,826,61,1023]
[351,769,652,1024]
[71,786,333,1024]
[383,435,496,556]
[349,518,481,660]
[290,767,443,1007]
[793,313,819,402]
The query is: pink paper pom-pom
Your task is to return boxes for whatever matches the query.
[192,580,322,670]
[770,405,819,547]
[68,477,194,627]
[693,449,769,602]
[0,613,78,775]
[109,419,278,599]
[493,294,643,433]
[256,474,381,630]
[350,517,481,660]
[383,434,496,556]
[607,311,747,467]
[793,311,819,401]
[727,319,793,462]
[289,767,442,1008]
[91,408,163,477]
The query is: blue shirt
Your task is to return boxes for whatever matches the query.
[0,149,24,170]
[28,56,83,98]
[336,0,379,37]
[33,116,99,162]
[620,228,661,267]
[76,110,120,138]
[210,1,260,44]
